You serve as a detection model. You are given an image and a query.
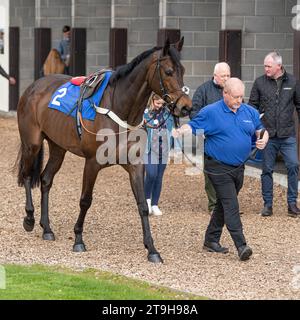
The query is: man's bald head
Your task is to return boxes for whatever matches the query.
[223,78,245,112]
[214,62,230,74]
[213,62,230,88]
[224,78,245,94]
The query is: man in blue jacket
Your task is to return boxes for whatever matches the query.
[173,78,269,261]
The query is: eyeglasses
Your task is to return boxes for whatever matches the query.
[225,92,244,100]
[216,74,230,79]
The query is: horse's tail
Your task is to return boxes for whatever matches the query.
[43,48,65,75]
[16,142,44,188]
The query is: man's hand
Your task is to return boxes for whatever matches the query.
[256,129,269,150]
[9,77,16,85]
[172,124,192,138]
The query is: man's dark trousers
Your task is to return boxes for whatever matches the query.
[204,156,247,249]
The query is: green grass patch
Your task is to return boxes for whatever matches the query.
[0,264,204,300]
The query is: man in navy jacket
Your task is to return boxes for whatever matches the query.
[190,62,230,214]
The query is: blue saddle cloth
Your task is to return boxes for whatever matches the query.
[48,71,112,121]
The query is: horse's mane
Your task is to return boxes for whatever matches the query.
[110,47,160,84]
[109,44,182,84]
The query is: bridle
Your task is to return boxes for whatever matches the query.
[142,53,190,130]
[149,54,190,114]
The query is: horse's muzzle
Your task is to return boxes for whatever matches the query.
[180,106,191,117]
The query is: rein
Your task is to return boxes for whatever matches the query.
[173,121,266,176]
[78,112,144,137]
[79,102,173,136]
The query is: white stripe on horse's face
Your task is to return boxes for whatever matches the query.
[182,86,190,95]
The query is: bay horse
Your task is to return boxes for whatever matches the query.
[16,38,192,263]
[43,48,66,75]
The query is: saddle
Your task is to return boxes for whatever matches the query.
[73,68,111,100]
[74,68,112,137]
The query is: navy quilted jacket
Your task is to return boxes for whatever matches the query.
[190,79,223,120]
[249,71,300,138]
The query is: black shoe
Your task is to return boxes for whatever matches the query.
[261,205,273,217]
[203,241,229,254]
[238,245,253,261]
[288,203,300,218]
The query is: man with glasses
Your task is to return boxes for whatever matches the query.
[173,78,269,261]
[190,62,230,215]
[249,51,300,218]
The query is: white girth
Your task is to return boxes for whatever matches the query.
[94,105,144,130]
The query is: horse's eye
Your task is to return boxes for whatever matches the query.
[165,69,173,76]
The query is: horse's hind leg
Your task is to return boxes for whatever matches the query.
[73,158,100,252]
[122,164,163,263]
[17,141,44,232]
[40,140,66,241]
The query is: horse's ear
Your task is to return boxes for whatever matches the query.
[174,37,184,52]
[163,38,171,56]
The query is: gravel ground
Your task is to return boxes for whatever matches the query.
[1,116,300,300]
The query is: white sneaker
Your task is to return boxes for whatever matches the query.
[151,205,162,216]
[146,199,152,214]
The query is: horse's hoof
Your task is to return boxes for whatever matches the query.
[43,232,55,241]
[23,217,35,232]
[148,253,163,263]
[73,243,86,252]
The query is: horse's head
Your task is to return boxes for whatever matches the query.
[147,37,192,117]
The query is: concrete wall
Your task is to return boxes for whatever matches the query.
[9,0,72,94]
[73,0,111,74]
[114,0,159,61]
[38,0,72,49]
[6,0,299,101]
[111,0,222,97]
[9,0,35,94]
[225,0,296,98]
[165,0,222,96]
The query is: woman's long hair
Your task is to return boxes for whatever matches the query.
[147,93,165,111]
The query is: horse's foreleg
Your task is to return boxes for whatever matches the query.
[40,142,66,241]
[123,164,163,263]
[73,158,100,252]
